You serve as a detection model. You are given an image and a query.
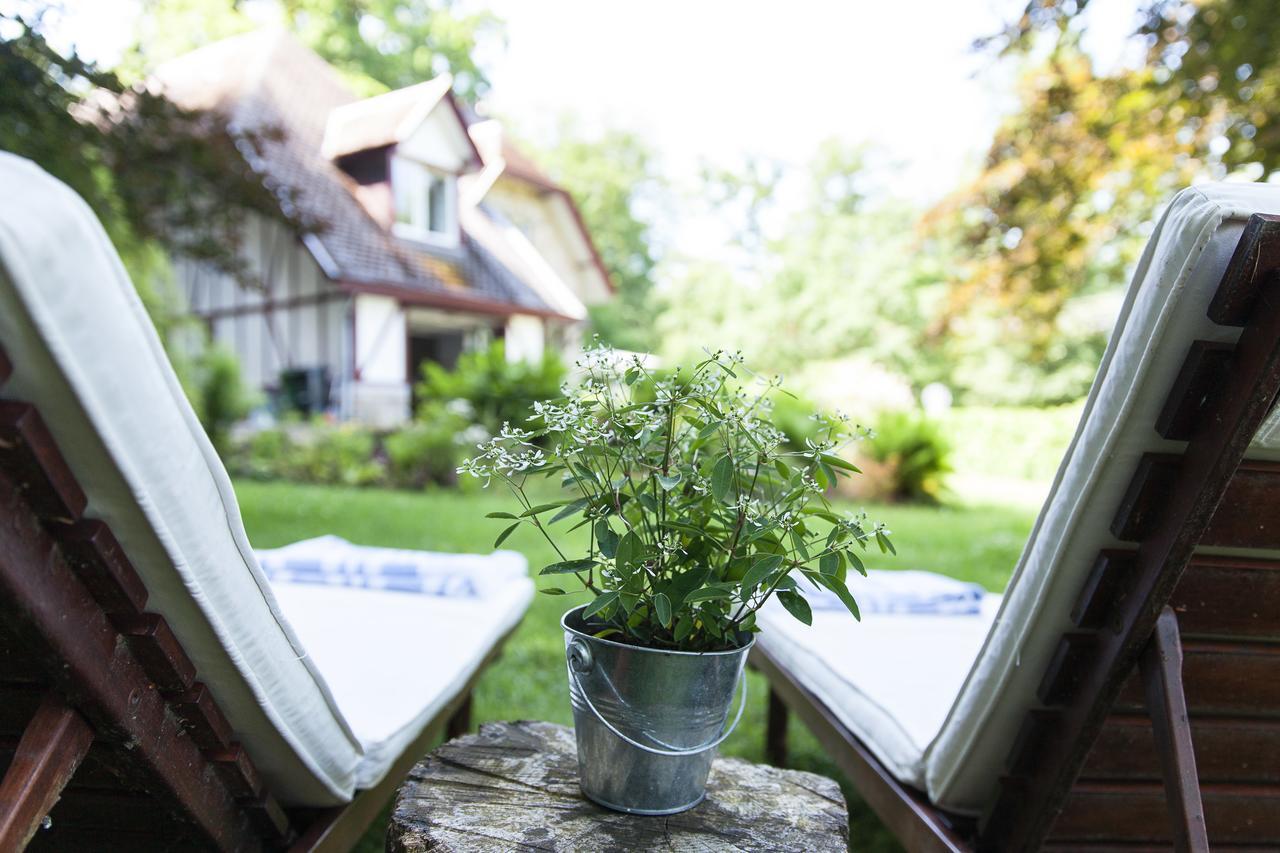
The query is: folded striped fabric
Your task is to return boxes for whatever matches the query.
[806,569,986,616]
[255,535,528,600]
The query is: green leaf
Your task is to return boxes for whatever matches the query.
[683,585,735,604]
[711,454,735,503]
[520,501,566,518]
[810,571,861,621]
[791,531,810,561]
[654,592,672,628]
[657,471,683,491]
[540,558,597,575]
[697,422,721,441]
[876,530,896,555]
[595,521,619,559]
[673,613,695,643]
[773,459,791,479]
[741,554,785,592]
[846,549,867,576]
[777,590,812,626]
[493,523,519,549]
[485,511,518,520]
[821,453,861,473]
[819,551,839,576]
[582,589,620,620]
[540,587,568,595]
[615,530,642,570]
[550,497,590,524]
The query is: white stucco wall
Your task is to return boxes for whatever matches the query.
[351,292,410,426]
[505,314,545,364]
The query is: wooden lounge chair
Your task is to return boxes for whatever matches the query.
[0,154,532,850]
[753,184,1280,851]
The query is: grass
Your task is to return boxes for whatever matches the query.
[234,478,1037,851]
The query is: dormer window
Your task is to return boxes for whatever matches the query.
[391,155,457,246]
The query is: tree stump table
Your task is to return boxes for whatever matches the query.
[387,721,847,852]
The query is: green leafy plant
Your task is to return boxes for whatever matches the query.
[416,342,567,440]
[385,400,483,489]
[460,346,892,652]
[862,410,952,504]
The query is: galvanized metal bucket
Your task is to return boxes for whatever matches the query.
[561,605,753,815]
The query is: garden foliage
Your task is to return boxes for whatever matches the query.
[415,342,566,440]
[859,410,953,505]
[460,346,893,652]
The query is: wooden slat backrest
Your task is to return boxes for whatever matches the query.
[982,214,1280,850]
[0,353,297,850]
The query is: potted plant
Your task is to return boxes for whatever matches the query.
[459,346,890,815]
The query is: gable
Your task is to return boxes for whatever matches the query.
[396,104,476,174]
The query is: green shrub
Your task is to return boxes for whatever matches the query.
[295,423,384,487]
[861,410,952,504]
[385,401,474,488]
[236,426,290,481]
[228,419,384,487]
[195,344,255,454]
[415,342,566,436]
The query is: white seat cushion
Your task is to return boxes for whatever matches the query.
[926,182,1280,814]
[267,578,531,788]
[0,153,531,805]
[758,573,1000,788]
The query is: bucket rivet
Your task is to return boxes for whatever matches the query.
[568,639,594,674]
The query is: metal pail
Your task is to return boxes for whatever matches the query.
[562,604,753,815]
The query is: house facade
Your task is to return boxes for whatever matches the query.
[155,31,612,427]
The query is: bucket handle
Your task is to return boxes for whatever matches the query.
[566,638,748,757]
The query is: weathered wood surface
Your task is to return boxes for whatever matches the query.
[387,721,848,852]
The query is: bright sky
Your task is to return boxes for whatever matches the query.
[26,0,1145,257]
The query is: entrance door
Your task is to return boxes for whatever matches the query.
[408,330,466,410]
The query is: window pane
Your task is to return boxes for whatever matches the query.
[392,158,415,226]
[428,174,448,233]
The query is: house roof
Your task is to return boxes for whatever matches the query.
[465,120,615,297]
[152,29,567,319]
[320,76,480,167]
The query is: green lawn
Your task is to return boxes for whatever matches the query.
[234,479,1037,851]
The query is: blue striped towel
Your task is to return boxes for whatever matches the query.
[255,535,528,600]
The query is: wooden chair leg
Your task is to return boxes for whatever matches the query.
[445,693,473,741]
[766,687,789,767]
[0,691,94,849]
[1140,606,1209,853]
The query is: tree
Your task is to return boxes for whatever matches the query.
[658,141,940,396]
[127,0,503,100]
[1,9,311,288]
[1,8,276,437]
[535,126,663,353]
[942,0,1280,353]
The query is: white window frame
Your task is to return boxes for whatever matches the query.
[391,154,459,248]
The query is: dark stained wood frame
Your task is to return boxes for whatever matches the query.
[0,359,513,850]
[752,213,1280,852]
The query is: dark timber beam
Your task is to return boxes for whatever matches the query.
[1141,607,1209,853]
[0,691,94,850]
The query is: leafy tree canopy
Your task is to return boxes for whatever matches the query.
[125,0,503,100]
[939,0,1280,354]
